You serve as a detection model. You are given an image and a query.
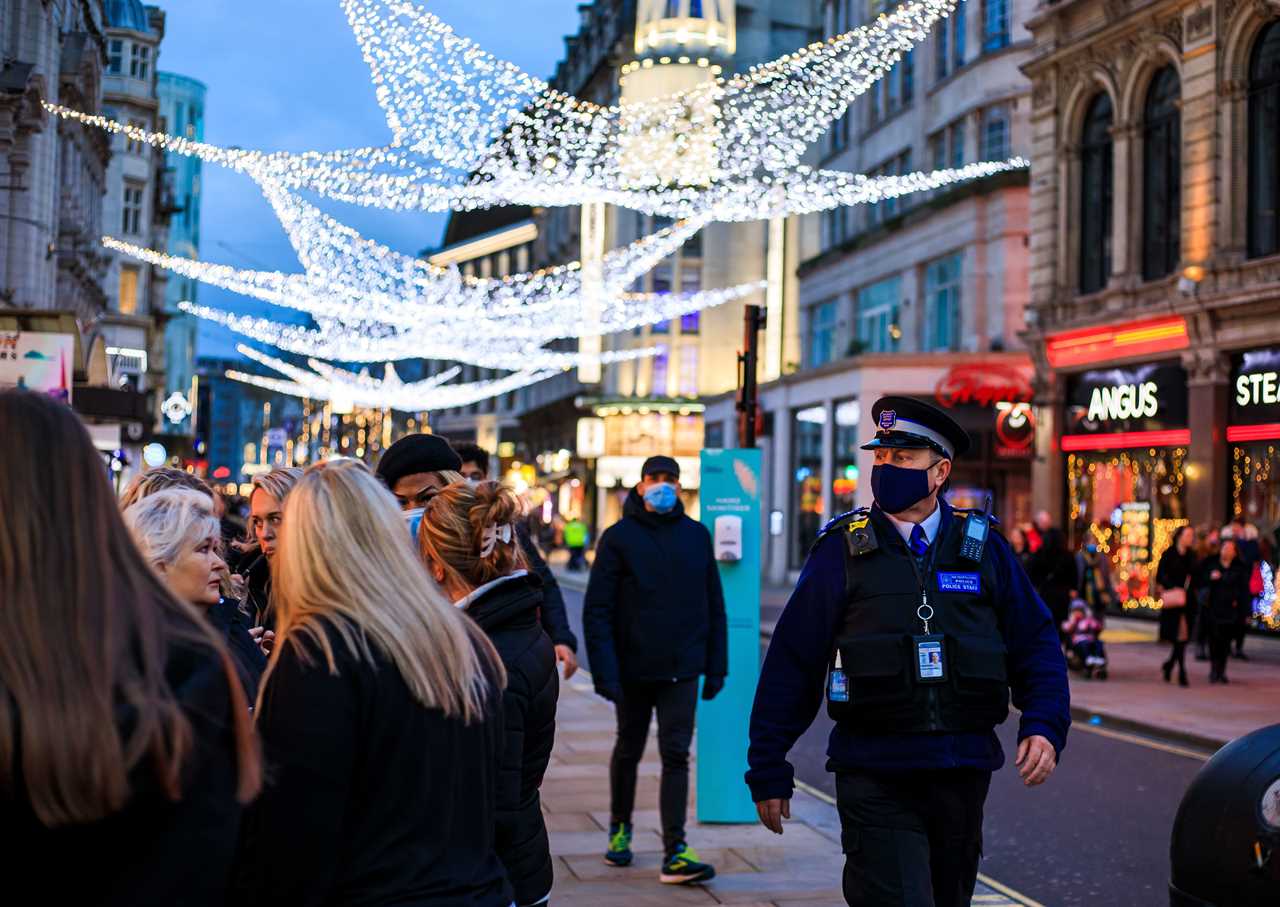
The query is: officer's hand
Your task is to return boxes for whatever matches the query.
[594,682,623,704]
[1016,735,1057,787]
[701,675,725,700]
[555,644,579,680]
[756,798,790,835]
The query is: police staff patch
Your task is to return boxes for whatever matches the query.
[879,410,897,431]
[937,572,981,594]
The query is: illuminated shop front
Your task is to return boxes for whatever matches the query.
[1062,361,1190,614]
[1229,349,1280,535]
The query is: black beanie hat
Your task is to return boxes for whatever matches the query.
[375,434,462,488]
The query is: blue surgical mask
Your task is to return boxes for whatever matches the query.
[404,507,425,542]
[643,482,678,514]
[870,463,934,515]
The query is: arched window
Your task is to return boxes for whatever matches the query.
[1248,22,1280,259]
[1079,93,1114,294]
[1142,66,1181,280]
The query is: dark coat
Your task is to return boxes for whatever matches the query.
[1155,547,1198,643]
[583,489,728,686]
[235,620,511,907]
[8,640,244,906]
[239,552,274,631]
[517,524,578,652]
[466,573,558,906]
[1196,556,1252,626]
[206,598,267,700]
[1029,530,1077,624]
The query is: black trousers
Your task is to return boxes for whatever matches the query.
[836,768,992,907]
[609,678,698,854]
[1209,622,1234,678]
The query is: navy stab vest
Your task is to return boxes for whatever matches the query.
[824,507,1010,735]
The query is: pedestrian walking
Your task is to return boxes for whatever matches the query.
[583,454,728,885]
[453,440,580,678]
[237,466,303,635]
[0,390,260,905]
[1007,525,1033,574]
[1196,538,1252,685]
[746,396,1070,907]
[419,480,559,907]
[1193,526,1222,661]
[1029,523,1077,634]
[563,516,589,571]
[123,488,267,698]
[1074,540,1116,616]
[1155,525,1197,687]
[235,459,511,906]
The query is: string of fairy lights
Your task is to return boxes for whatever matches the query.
[48,0,1033,419]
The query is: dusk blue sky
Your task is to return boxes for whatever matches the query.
[156,0,584,359]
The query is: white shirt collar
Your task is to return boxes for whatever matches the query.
[883,503,942,547]
[454,570,529,611]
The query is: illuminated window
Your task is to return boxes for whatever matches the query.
[119,266,139,315]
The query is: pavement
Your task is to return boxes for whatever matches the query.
[545,664,1029,906]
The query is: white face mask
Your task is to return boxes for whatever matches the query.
[404,507,425,543]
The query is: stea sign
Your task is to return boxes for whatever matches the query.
[1231,350,1280,424]
[1066,362,1187,434]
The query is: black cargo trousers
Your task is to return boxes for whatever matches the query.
[835,768,992,907]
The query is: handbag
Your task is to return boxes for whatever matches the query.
[1161,587,1186,608]
[1250,562,1264,597]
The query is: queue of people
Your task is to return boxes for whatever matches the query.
[0,388,613,905]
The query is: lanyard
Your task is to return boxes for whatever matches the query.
[903,526,939,635]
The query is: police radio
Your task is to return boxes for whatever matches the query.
[959,495,993,563]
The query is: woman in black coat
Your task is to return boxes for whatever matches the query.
[1030,528,1079,634]
[1155,525,1197,686]
[1196,539,1253,684]
[421,480,559,907]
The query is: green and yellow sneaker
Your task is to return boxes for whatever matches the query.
[603,822,633,867]
[660,843,716,884]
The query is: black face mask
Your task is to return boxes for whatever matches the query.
[870,462,936,515]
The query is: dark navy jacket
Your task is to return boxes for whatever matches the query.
[583,489,728,686]
[745,501,1071,803]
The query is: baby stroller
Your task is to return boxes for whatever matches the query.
[1062,600,1108,680]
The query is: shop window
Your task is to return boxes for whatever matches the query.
[982,0,1010,52]
[1067,447,1188,613]
[832,399,861,514]
[981,106,1009,161]
[118,266,139,315]
[1079,92,1114,294]
[1142,66,1181,281]
[1248,22,1280,259]
[934,0,966,81]
[924,253,962,352]
[856,275,901,353]
[790,406,826,569]
[122,181,144,235]
[806,300,838,368]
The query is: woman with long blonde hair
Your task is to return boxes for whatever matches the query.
[237,459,511,906]
[0,390,260,904]
[420,480,559,907]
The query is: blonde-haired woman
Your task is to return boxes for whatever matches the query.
[238,466,303,634]
[123,489,266,699]
[236,459,511,906]
[420,480,559,907]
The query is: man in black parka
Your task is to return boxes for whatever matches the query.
[583,455,728,886]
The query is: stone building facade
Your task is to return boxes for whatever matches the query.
[1022,0,1280,611]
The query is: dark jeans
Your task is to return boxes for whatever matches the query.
[836,768,992,907]
[609,678,698,854]
[1209,622,1234,679]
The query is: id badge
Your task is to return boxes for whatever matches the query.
[914,634,947,683]
[828,668,849,702]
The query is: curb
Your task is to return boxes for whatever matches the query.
[1068,704,1226,754]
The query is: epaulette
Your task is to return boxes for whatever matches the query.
[812,507,878,557]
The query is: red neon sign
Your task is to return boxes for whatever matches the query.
[935,364,1034,408]
[1060,429,1192,452]
[1046,316,1189,368]
[1226,423,1280,443]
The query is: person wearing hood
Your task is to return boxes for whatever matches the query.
[376,433,580,678]
[417,479,559,907]
[583,455,728,886]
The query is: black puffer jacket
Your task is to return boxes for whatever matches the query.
[465,573,558,906]
[583,489,728,686]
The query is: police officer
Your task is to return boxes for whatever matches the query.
[745,396,1071,907]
